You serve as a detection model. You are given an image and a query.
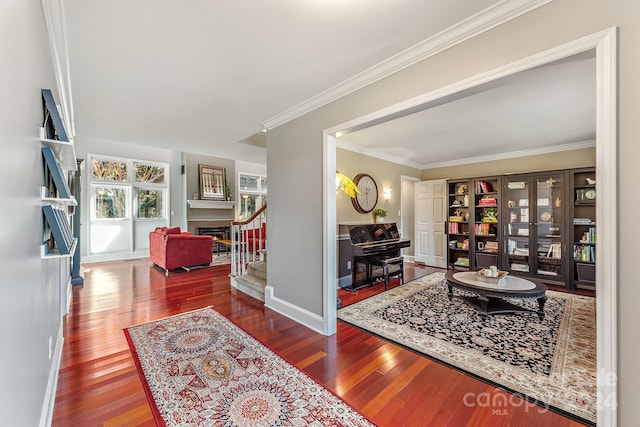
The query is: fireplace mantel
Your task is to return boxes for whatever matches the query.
[187,200,235,209]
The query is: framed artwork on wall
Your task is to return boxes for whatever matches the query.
[199,164,226,200]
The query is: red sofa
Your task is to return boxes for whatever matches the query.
[149,227,212,274]
[244,222,266,253]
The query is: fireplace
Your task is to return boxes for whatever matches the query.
[196,226,230,242]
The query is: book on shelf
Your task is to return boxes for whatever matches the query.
[484,241,499,252]
[478,196,497,206]
[574,244,596,262]
[474,223,496,235]
[454,257,469,266]
[475,181,493,193]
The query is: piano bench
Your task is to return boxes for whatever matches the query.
[369,255,404,290]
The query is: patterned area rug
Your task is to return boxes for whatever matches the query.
[209,254,231,266]
[124,307,374,426]
[337,272,596,424]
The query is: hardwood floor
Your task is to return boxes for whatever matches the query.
[52,259,587,426]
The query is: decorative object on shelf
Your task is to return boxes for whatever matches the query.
[351,173,378,213]
[586,177,596,185]
[585,189,596,200]
[335,171,359,198]
[540,211,552,222]
[481,207,498,223]
[508,200,516,208]
[372,207,387,223]
[575,188,595,204]
[507,181,526,189]
[456,184,468,194]
[198,164,226,200]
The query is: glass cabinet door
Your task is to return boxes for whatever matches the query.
[504,177,531,274]
[535,173,564,278]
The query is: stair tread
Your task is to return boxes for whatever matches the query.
[234,274,266,289]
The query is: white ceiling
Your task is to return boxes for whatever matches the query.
[61,0,593,167]
[337,52,596,169]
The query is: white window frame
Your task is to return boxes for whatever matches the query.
[87,154,169,258]
[237,173,267,220]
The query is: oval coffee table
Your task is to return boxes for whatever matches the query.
[445,270,547,320]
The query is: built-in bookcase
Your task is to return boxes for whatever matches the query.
[570,167,596,290]
[472,177,501,270]
[446,179,471,270]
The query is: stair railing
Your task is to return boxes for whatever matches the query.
[230,204,267,276]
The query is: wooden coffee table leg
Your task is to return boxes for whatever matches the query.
[537,295,547,320]
[478,296,489,317]
[447,283,453,301]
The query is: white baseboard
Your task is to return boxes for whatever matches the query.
[40,324,64,427]
[264,286,325,334]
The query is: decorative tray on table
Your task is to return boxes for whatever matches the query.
[476,269,509,284]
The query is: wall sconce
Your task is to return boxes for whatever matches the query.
[383,188,392,201]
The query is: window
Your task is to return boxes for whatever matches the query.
[88,155,169,256]
[238,173,267,219]
[136,189,163,219]
[94,186,128,219]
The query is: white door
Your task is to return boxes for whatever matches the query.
[415,179,447,267]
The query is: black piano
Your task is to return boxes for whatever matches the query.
[346,223,410,291]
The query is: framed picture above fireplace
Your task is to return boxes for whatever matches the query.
[199,164,226,200]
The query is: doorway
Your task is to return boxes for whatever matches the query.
[325,28,617,425]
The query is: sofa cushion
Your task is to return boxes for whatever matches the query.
[165,226,182,234]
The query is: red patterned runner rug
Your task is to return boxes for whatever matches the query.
[124,307,374,426]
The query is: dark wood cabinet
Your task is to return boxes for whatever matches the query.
[569,167,596,290]
[446,167,596,292]
[446,177,501,271]
[446,179,471,270]
[472,177,501,270]
[502,171,568,284]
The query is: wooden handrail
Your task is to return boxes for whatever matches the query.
[232,203,267,226]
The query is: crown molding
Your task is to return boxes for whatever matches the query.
[420,140,596,170]
[263,0,552,131]
[337,139,595,171]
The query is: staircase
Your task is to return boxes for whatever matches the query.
[231,251,267,301]
[229,204,267,301]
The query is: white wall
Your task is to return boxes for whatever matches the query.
[0,1,63,425]
[266,1,638,425]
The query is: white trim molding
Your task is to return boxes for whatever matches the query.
[39,323,64,427]
[264,286,326,334]
[263,0,552,131]
[40,0,75,138]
